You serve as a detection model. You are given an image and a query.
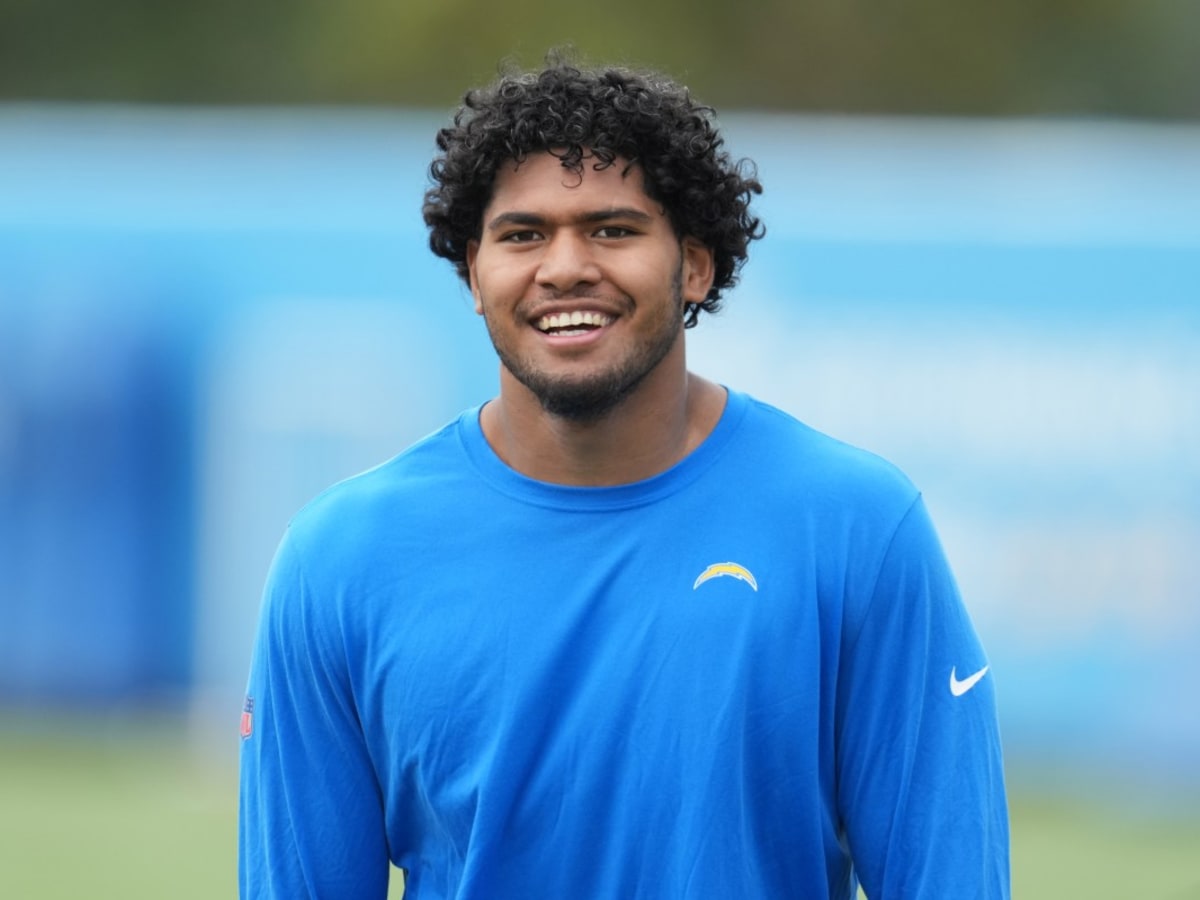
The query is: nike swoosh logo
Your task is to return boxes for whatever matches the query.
[949,665,989,697]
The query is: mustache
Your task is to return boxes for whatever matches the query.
[536,286,619,302]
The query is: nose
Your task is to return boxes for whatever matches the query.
[535,231,601,292]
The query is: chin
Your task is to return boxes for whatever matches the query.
[524,369,644,421]
[535,384,627,421]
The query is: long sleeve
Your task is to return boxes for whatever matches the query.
[836,497,1010,898]
[238,530,391,900]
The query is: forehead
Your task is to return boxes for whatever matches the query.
[485,151,657,215]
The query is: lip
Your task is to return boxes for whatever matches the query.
[527,299,623,320]
[533,316,616,348]
[527,303,621,344]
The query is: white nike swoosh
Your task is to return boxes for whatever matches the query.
[949,665,989,697]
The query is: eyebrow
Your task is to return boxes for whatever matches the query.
[485,207,656,232]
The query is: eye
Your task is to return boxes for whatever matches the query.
[594,225,635,239]
[500,230,541,243]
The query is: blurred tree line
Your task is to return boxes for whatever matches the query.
[1,0,1197,118]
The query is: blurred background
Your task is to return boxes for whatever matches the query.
[1,2,1198,897]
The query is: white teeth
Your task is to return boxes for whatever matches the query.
[536,310,613,333]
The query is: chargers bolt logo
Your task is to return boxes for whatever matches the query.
[693,562,758,592]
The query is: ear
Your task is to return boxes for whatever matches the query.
[680,238,715,307]
[465,240,484,315]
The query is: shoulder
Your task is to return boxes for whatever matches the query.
[280,411,478,572]
[732,391,919,517]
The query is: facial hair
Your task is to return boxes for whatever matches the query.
[485,267,685,423]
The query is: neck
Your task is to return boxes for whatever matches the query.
[480,350,726,487]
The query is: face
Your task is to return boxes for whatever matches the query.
[466,151,714,421]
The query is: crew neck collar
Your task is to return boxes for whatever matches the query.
[456,388,749,511]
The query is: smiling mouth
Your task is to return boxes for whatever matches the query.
[535,310,615,336]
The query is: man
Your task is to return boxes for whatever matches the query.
[239,55,1010,899]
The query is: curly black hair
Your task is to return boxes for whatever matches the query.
[422,54,764,327]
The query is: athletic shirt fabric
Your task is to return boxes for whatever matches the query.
[239,389,1010,899]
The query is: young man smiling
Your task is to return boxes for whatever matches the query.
[239,55,1011,899]
[466,151,723,484]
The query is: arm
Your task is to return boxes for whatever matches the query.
[837,497,1010,899]
[239,530,390,900]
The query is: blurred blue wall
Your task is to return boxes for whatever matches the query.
[1,107,1197,792]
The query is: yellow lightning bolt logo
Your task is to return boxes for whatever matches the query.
[693,562,758,592]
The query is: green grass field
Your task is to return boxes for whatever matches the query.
[2,715,1197,898]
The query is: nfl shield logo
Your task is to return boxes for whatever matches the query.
[240,696,254,739]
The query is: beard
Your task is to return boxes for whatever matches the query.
[485,268,685,423]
